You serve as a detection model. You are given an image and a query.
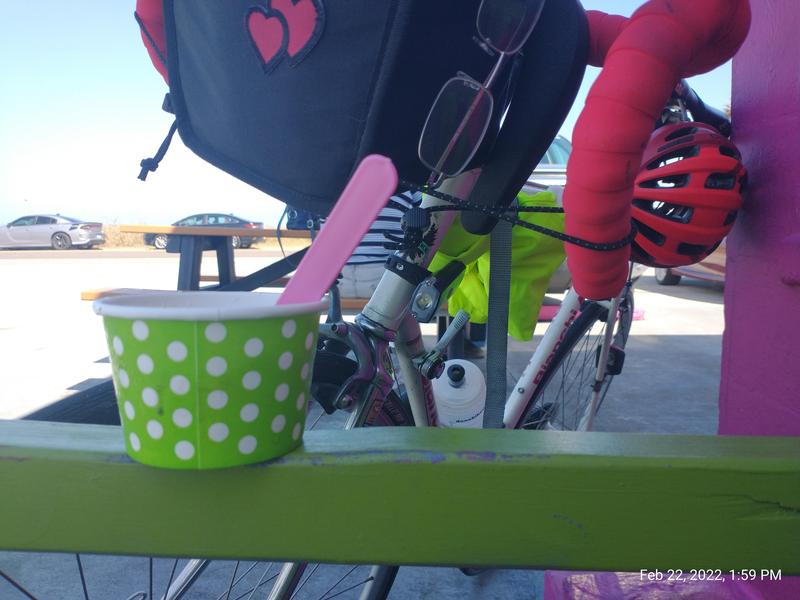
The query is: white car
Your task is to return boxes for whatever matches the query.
[0,215,105,249]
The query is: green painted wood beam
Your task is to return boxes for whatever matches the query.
[1,420,798,572]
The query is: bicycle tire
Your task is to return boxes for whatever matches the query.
[264,351,410,600]
[517,288,634,431]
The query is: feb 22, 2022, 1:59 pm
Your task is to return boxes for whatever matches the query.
[640,569,782,582]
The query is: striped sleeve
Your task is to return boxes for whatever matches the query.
[346,190,422,265]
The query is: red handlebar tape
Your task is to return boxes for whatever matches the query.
[564,1,750,300]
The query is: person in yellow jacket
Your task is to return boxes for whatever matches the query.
[429,188,566,341]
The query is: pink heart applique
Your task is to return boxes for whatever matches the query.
[272,0,320,59]
[248,10,286,70]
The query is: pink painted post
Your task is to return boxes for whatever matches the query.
[720,1,800,437]
[720,1,800,595]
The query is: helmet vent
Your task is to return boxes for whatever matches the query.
[705,173,736,190]
[633,199,694,224]
[639,174,689,189]
[719,145,742,161]
[646,146,699,170]
[631,242,657,266]
[665,126,697,141]
[723,210,737,226]
[632,218,666,246]
[677,242,708,258]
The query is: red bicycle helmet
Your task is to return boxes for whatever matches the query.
[631,122,746,268]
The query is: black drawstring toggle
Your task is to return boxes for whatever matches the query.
[138,119,178,181]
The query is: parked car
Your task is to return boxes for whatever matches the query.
[0,215,105,249]
[526,134,572,189]
[655,239,726,285]
[144,213,265,249]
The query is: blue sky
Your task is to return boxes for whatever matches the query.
[0,1,732,226]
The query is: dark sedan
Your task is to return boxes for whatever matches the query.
[144,213,265,249]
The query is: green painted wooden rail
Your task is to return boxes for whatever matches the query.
[1,420,798,572]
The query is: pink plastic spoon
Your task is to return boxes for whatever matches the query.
[277,155,398,305]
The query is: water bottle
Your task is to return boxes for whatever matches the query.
[432,359,486,428]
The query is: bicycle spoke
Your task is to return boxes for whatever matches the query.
[76,554,90,600]
[321,576,374,600]
[241,563,274,600]
[162,559,179,600]
[289,563,320,599]
[224,561,241,600]
[215,561,260,600]
[317,565,359,600]
[0,569,39,600]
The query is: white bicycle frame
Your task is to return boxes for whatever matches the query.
[354,170,626,431]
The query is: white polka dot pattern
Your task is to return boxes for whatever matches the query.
[175,440,195,460]
[137,354,154,374]
[170,375,190,395]
[244,338,264,357]
[124,401,136,420]
[167,341,187,362]
[275,383,289,402]
[272,415,286,433]
[172,408,193,428]
[282,320,296,338]
[208,423,229,442]
[242,371,261,390]
[142,387,158,407]
[132,320,149,341]
[278,352,293,370]
[205,322,226,343]
[238,436,257,455]
[206,356,227,377]
[207,390,228,409]
[240,404,259,422]
[147,420,164,440]
[103,309,316,468]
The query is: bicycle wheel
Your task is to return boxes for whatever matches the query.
[263,351,409,600]
[517,287,634,431]
[5,353,409,600]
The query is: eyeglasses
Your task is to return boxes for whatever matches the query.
[418,0,545,186]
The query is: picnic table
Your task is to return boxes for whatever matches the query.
[118,224,311,290]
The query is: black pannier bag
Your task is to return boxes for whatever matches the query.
[159,0,588,219]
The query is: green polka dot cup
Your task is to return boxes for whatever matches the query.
[93,291,325,469]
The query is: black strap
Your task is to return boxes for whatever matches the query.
[400,180,637,252]
[138,120,178,181]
